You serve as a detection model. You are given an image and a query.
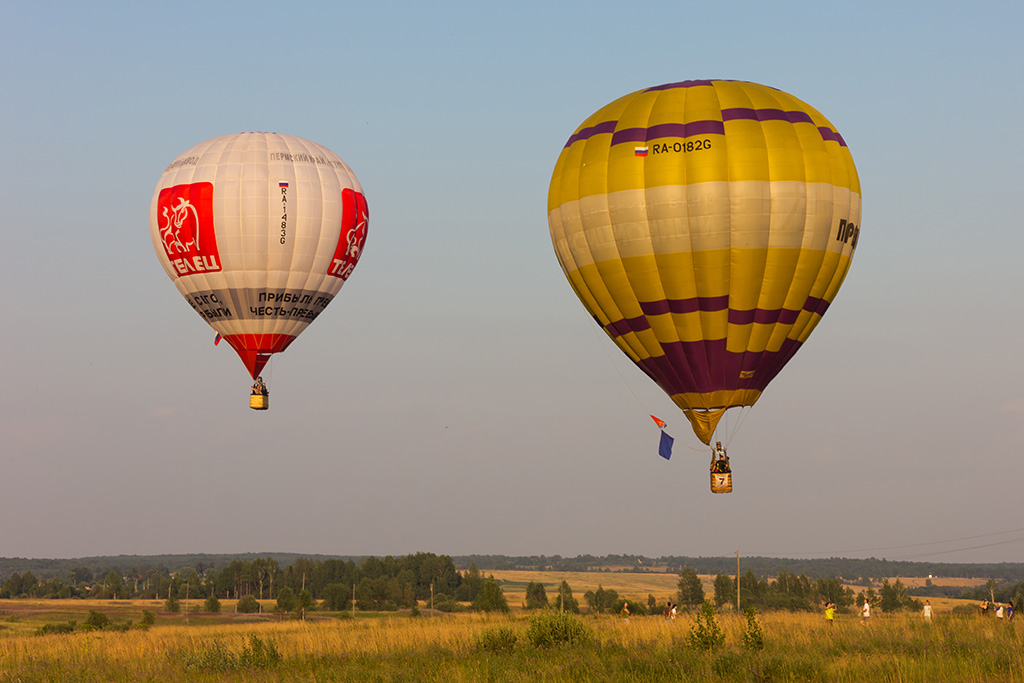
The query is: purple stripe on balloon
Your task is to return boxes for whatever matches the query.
[806,296,830,316]
[563,120,617,148]
[565,107,846,150]
[608,295,831,339]
[644,80,715,92]
[649,121,726,139]
[610,128,648,145]
[720,108,811,124]
[640,295,729,317]
[635,337,806,396]
[605,315,651,337]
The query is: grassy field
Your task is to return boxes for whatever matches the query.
[1,594,1021,682]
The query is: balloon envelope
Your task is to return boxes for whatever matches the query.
[150,132,368,379]
[548,80,860,443]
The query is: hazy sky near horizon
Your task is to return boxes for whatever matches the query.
[2,1,1023,565]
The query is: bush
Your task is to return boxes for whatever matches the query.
[205,596,221,613]
[526,611,593,649]
[182,634,281,672]
[140,610,156,626]
[236,595,261,613]
[238,634,281,669]
[84,610,110,630]
[37,621,76,636]
[182,641,237,672]
[477,625,519,654]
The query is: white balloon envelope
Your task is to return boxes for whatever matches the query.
[149,132,368,385]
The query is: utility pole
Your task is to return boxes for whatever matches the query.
[352,584,356,620]
[736,550,740,614]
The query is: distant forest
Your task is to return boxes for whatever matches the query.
[2,552,1023,613]
[2,552,1023,583]
[454,554,1024,582]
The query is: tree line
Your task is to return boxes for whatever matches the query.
[0,553,511,613]
[5,553,1022,584]
[453,554,1024,582]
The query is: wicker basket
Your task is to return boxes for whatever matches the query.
[710,471,732,494]
[249,394,269,410]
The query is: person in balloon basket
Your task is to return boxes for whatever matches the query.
[710,442,731,473]
[251,377,268,396]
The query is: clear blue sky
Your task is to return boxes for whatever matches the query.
[2,0,1023,564]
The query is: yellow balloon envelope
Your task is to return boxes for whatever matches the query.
[548,80,861,444]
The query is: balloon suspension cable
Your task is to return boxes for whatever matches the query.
[261,352,275,386]
[721,406,751,449]
[589,320,654,418]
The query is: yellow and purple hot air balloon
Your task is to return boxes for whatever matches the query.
[548,80,860,450]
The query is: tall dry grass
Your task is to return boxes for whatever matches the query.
[2,607,1023,682]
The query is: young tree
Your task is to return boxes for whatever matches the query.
[879,579,913,613]
[473,577,509,613]
[713,573,735,609]
[677,567,705,610]
[525,581,549,609]
[204,594,221,613]
[276,587,298,615]
[298,589,313,619]
[553,580,580,614]
[104,571,124,599]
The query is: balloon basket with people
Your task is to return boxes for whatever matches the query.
[249,376,269,411]
[709,441,733,494]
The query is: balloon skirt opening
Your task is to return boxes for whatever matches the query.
[222,334,297,379]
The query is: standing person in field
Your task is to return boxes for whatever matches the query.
[824,602,835,625]
[860,599,871,625]
[621,601,630,622]
[922,600,932,622]
[996,603,1004,619]
[1007,602,1015,621]
[980,599,989,615]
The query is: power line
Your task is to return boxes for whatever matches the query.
[757,528,1024,559]
[891,535,1024,560]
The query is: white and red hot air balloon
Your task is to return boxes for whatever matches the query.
[149,132,368,409]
